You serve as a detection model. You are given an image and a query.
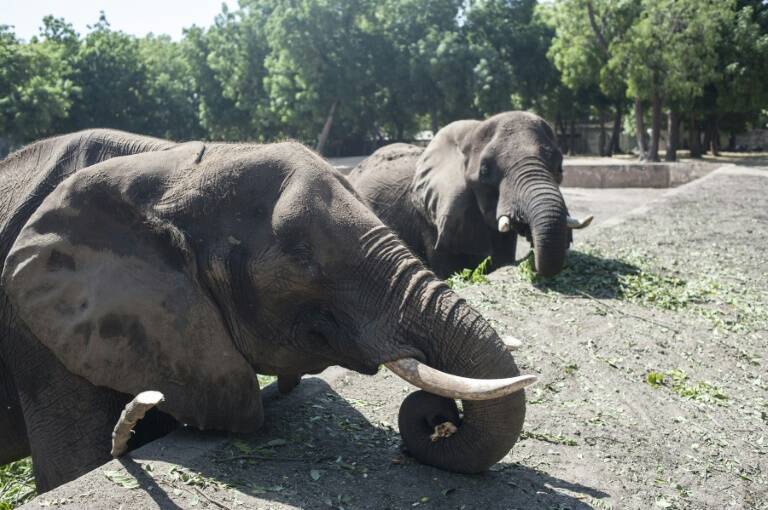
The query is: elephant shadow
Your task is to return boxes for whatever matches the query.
[526,250,642,299]
[125,377,609,510]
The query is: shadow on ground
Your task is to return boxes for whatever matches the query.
[525,250,641,299]
[118,378,608,510]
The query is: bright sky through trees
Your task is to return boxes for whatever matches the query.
[3,0,238,41]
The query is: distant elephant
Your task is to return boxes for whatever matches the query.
[348,111,591,278]
[0,129,535,492]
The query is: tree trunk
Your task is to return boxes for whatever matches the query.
[568,118,576,156]
[709,117,720,156]
[315,100,338,156]
[556,113,569,154]
[647,94,661,162]
[634,99,647,160]
[665,110,680,162]
[430,104,439,136]
[689,112,702,158]
[610,104,622,154]
[599,109,607,156]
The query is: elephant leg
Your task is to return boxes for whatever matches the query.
[0,358,30,465]
[278,374,301,394]
[6,325,128,493]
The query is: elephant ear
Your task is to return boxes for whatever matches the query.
[1,144,263,433]
[412,120,491,254]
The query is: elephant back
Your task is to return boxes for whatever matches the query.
[347,143,423,183]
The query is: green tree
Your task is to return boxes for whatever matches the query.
[372,0,472,137]
[66,13,151,133]
[465,0,547,113]
[139,34,203,139]
[610,0,733,161]
[262,0,380,154]
[543,0,639,155]
[701,1,768,155]
[0,24,76,148]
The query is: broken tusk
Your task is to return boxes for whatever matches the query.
[567,215,593,229]
[497,215,511,233]
[385,358,537,401]
[111,391,165,457]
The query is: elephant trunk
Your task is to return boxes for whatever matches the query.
[398,302,527,473]
[359,228,528,472]
[501,162,569,277]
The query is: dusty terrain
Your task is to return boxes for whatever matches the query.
[20,164,768,509]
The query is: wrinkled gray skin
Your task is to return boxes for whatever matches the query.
[0,130,526,492]
[349,111,570,278]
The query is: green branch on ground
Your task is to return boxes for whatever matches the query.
[0,458,35,510]
[447,256,492,289]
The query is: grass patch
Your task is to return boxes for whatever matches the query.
[0,458,35,509]
[447,257,491,289]
[645,369,728,405]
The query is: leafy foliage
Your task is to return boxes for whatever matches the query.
[447,256,492,289]
[0,458,35,509]
[645,369,728,405]
[0,2,765,156]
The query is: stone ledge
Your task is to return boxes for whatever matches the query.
[561,160,716,188]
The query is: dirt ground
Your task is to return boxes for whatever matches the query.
[22,164,767,509]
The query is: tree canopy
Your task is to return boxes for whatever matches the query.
[0,1,765,157]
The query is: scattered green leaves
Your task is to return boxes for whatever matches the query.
[645,369,728,405]
[518,247,766,332]
[103,469,140,490]
[447,257,491,289]
[0,458,35,509]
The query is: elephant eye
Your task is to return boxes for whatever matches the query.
[478,162,491,181]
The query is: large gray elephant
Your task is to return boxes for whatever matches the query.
[348,111,591,278]
[0,129,535,492]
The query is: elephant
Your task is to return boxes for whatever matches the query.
[348,111,592,279]
[0,129,536,492]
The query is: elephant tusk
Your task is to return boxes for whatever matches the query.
[567,215,593,229]
[385,358,537,400]
[497,215,511,233]
[111,391,165,457]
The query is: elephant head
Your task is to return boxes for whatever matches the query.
[413,111,589,277]
[2,138,534,473]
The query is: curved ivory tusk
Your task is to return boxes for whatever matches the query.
[567,215,593,229]
[111,391,165,457]
[385,358,537,400]
[497,215,511,233]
